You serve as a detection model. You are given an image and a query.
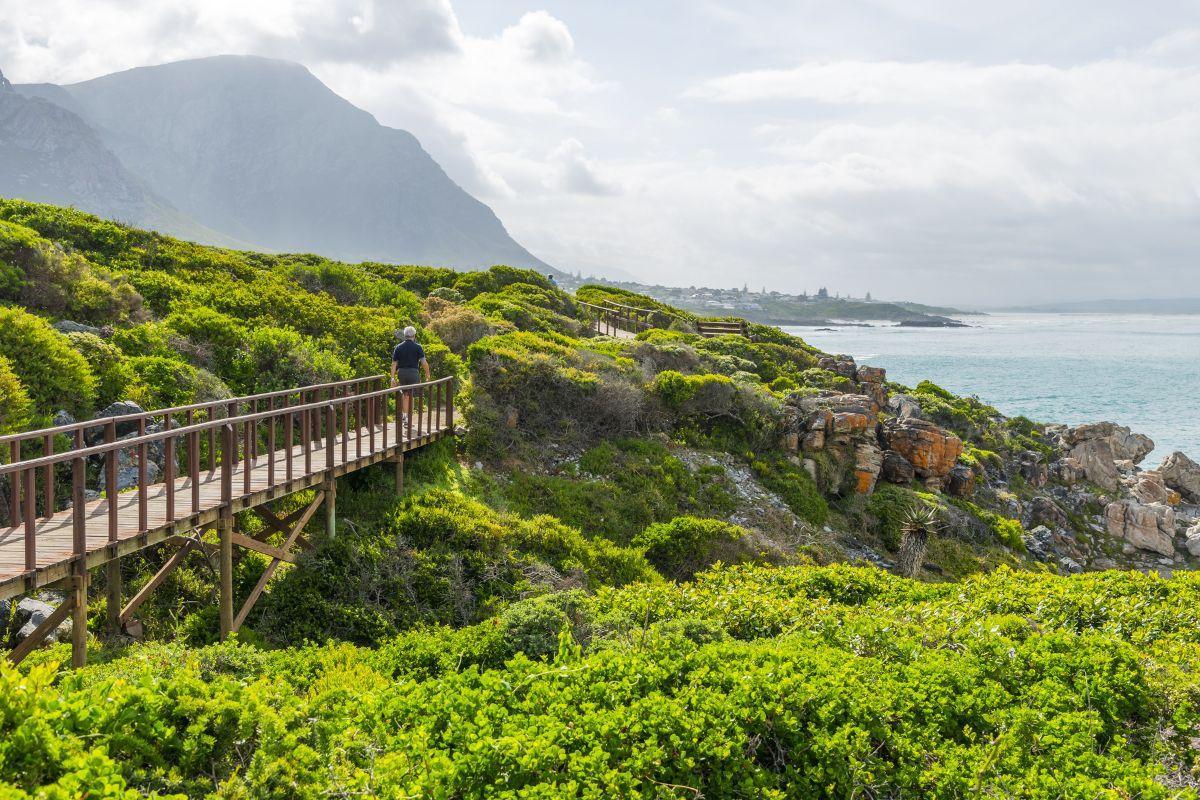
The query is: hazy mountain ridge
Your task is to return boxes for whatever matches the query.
[4,56,552,272]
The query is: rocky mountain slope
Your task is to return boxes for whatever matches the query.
[6,57,550,271]
[0,67,222,244]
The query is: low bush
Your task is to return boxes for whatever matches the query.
[0,306,96,416]
[867,483,921,550]
[65,332,136,408]
[125,356,200,408]
[0,355,32,433]
[498,438,738,544]
[257,486,656,644]
[229,326,353,394]
[751,456,829,525]
[424,298,493,354]
[634,515,750,579]
[7,565,1200,798]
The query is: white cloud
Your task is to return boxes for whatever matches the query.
[2,1,1199,302]
[548,138,619,196]
[0,0,460,83]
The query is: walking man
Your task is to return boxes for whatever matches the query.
[391,326,431,419]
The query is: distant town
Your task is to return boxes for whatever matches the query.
[562,274,972,326]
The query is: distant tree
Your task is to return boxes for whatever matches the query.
[866,291,873,301]
[817,287,829,299]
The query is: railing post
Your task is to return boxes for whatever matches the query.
[71,454,87,668]
[219,422,234,640]
[42,433,53,520]
[447,378,455,431]
[9,440,20,527]
[23,468,35,572]
[221,423,234,505]
[326,404,336,471]
[104,420,117,542]
[164,415,175,525]
[137,418,148,534]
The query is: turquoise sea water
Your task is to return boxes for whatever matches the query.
[786,314,1200,463]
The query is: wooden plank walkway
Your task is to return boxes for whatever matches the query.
[0,405,450,602]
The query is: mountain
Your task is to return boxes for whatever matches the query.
[0,67,226,242]
[6,56,552,272]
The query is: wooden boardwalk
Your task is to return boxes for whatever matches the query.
[1,375,455,665]
[0,409,448,600]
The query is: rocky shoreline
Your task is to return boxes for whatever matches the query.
[779,354,1200,575]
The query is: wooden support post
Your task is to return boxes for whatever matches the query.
[218,514,234,640]
[394,453,404,494]
[324,477,336,539]
[105,560,121,635]
[71,570,87,668]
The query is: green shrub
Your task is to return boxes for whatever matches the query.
[867,484,920,550]
[163,304,247,374]
[230,326,353,394]
[0,355,32,433]
[0,219,144,324]
[500,438,738,544]
[125,356,200,408]
[65,332,136,407]
[0,306,96,415]
[634,515,750,579]
[427,286,465,303]
[751,456,829,525]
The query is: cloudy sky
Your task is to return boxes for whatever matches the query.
[2,1,1199,304]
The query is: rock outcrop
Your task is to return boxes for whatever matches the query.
[1159,452,1200,504]
[1104,500,1175,556]
[1060,423,1154,491]
[879,418,963,482]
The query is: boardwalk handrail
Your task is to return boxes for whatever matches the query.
[578,300,656,336]
[0,373,390,448]
[2,375,456,580]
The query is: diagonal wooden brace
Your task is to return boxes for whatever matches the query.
[253,504,315,551]
[231,490,324,633]
[119,539,196,626]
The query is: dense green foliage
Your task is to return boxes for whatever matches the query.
[7,566,1200,797]
[0,199,1155,799]
[0,306,97,417]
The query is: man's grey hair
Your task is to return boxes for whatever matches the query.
[403,326,417,339]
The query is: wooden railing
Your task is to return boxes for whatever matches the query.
[0,375,455,574]
[579,300,657,336]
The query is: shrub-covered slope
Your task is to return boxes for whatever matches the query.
[3,199,1200,797]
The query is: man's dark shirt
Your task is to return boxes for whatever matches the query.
[392,340,426,369]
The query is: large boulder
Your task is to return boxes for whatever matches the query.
[1028,496,1069,530]
[85,401,148,444]
[52,320,102,336]
[9,594,72,647]
[853,442,883,495]
[1185,522,1200,558]
[1159,452,1200,504]
[886,393,923,420]
[854,365,888,408]
[1104,500,1175,556]
[1129,471,1171,506]
[1061,422,1154,491]
[880,450,916,484]
[945,464,976,497]
[879,418,963,480]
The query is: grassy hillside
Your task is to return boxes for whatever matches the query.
[1,200,1196,797]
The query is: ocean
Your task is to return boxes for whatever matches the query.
[785,313,1200,464]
